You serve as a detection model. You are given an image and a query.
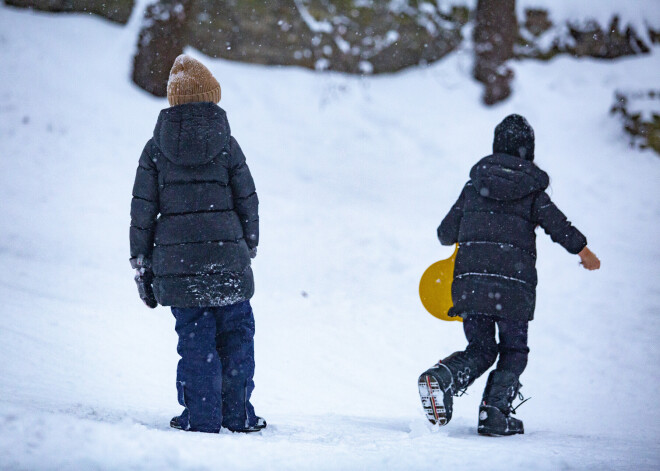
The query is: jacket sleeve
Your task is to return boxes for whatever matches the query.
[130,141,160,260]
[437,182,469,246]
[531,191,587,254]
[228,137,259,249]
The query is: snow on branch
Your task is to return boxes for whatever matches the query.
[294,0,333,34]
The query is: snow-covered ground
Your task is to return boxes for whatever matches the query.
[1,4,660,470]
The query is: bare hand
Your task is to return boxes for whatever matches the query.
[578,247,601,270]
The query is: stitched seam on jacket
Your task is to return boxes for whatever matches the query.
[161,180,229,187]
[455,310,531,318]
[155,239,243,247]
[156,271,242,278]
[455,272,530,285]
[159,209,234,217]
[130,224,154,231]
[234,191,257,202]
[156,268,251,279]
[460,241,537,259]
[463,210,534,224]
[132,195,157,204]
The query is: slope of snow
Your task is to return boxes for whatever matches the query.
[1,4,659,470]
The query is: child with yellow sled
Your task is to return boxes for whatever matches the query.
[418,115,600,436]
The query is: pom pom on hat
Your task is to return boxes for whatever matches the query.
[167,55,221,106]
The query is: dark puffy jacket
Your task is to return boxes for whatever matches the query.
[438,153,586,321]
[130,102,258,307]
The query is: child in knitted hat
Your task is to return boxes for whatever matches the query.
[129,54,265,433]
[418,114,600,436]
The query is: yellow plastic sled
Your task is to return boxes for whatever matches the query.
[419,244,462,322]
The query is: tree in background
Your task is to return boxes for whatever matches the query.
[5,0,656,107]
[473,0,517,105]
[132,0,192,97]
[130,0,468,96]
[4,0,134,24]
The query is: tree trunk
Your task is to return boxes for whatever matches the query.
[473,0,517,105]
[131,0,192,97]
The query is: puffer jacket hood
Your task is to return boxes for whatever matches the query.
[470,153,549,201]
[153,102,230,166]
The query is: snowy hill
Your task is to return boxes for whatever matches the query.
[1,4,659,470]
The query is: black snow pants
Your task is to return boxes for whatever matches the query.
[447,315,530,384]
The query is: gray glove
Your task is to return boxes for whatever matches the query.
[130,255,157,308]
[249,247,257,259]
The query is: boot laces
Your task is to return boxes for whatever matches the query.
[454,367,472,397]
[510,391,531,415]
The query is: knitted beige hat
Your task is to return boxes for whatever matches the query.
[167,55,221,106]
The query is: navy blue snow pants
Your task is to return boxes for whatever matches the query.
[460,315,530,379]
[171,300,257,432]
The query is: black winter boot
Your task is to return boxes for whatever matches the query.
[418,363,454,426]
[478,370,524,436]
[171,415,267,433]
[170,415,182,430]
[441,351,480,391]
[417,352,481,425]
[418,353,478,426]
[227,416,267,433]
